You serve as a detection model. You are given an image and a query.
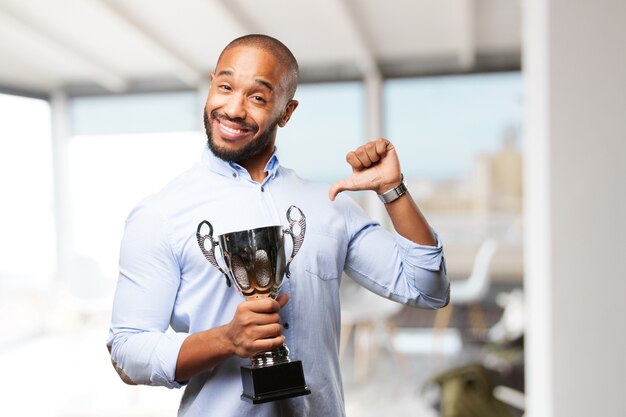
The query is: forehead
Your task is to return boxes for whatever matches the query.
[215,45,286,86]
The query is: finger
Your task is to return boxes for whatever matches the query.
[255,322,283,339]
[238,331,285,358]
[345,152,365,171]
[234,307,280,328]
[245,297,280,313]
[254,312,282,326]
[375,138,390,155]
[364,141,381,164]
[328,182,340,201]
[276,293,289,309]
[328,181,343,201]
[346,150,366,172]
[328,178,353,201]
[251,334,286,355]
[354,146,374,168]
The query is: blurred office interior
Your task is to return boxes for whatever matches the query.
[0,1,624,416]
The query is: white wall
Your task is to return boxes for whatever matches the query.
[524,1,626,416]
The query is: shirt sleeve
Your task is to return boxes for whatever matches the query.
[106,201,189,388]
[341,196,449,309]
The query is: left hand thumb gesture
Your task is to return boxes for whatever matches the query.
[329,138,403,201]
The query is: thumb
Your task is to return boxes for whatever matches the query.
[328,178,351,201]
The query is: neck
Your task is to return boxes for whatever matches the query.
[240,147,274,183]
[244,164,268,183]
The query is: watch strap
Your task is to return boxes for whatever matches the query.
[378,179,408,204]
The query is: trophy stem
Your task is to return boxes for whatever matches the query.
[250,345,290,368]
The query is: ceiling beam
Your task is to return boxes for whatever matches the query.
[458,0,476,69]
[0,83,49,100]
[0,37,59,93]
[95,0,206,87]
[212,0,260,34]
[0,4,127,93]
[331,0,382,145]
[332,0,381,79]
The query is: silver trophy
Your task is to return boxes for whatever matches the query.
[196,205,310,404]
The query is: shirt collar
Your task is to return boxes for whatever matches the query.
[202,145,281,179]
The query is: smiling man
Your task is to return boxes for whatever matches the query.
[107,34,449,417]
[203,37,298,181]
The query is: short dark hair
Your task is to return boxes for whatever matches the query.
[218,34,299,100]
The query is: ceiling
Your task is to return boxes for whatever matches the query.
[0,0,521,97]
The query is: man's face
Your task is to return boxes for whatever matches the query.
[204,45,297,165]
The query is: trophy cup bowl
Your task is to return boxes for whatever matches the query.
[196,205,310,404]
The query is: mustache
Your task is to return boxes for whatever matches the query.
[210,111,258,132]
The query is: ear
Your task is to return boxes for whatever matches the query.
[278,100,299,127]
[205,73,215,102]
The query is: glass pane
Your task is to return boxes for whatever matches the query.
[0,93,53,290]
[70,91,200,135]
[384,72,523,180]
[67,132,205,282]
[278,82,365,183]
[384,72,524,278]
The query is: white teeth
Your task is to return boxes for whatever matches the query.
[222,124,243,134]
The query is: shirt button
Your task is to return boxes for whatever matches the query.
[261,186,265,192]
[232,173,237,178]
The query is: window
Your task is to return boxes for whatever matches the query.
[67,92,204,282]
[67,131,204,282]
[0,93,53,290]
[278,82,365,183]
[384,72,523,180]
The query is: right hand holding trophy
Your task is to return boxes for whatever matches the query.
[196,205,310,404]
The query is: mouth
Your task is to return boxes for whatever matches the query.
[214,117,255,141]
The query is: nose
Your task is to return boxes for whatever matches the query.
[222,93,247,120]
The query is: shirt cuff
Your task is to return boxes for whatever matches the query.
[154,332,190,388]
[393,230,444,272]
[108,330,191,389]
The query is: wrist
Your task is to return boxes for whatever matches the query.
[377,174,407,204]
[217,323,238,357]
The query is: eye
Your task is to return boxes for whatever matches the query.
[251,95,266,104]
[218,84,232,91]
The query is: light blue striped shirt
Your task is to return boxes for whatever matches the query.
[107,146,448,417]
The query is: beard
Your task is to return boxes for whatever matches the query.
[204,110,278,164]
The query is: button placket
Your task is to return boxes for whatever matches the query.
[280,280,295,356]
[259,183,281,226]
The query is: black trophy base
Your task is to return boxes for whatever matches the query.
[240,360,311,404]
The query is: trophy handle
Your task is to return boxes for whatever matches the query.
[196,220,232,287]
[284,205,306,279]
